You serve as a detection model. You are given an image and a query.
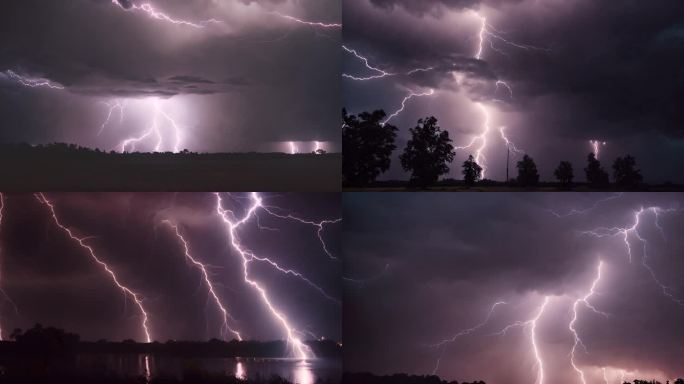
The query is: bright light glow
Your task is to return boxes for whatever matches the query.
[215,192,313,360]
[114,97,184,153]
[590,140,607,159]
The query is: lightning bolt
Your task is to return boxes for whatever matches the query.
[289,142,299,155]
[580,207,684,306]
[456,102,491,177]
[98,100,126,136]
[258,206,341,261]
[118,98,182,153]
[590,140,607,159]
[429,300,506,375]
[343,263,390,287]
[499,126,525,155]
[489,296,551,384]
[110,0,220,28]
[382,89,435,126]
[271,12,341,28]
[569,261,608,384]
[495,80,513,100]
[474,12,549,60]
[163,220,243,341]
[342,46,435,81]
[3,69,65,90]
[547,193,624,218]
[34,193,152,343]
[215,192,316,359]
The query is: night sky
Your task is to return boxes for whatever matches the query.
[0,0,340,153]
[0,193,341,344]
[343,0,684,183]
[343,193,684,383]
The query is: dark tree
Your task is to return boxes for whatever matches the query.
[516,154,539,187]
[400,116,455,188]
[342,109,398,186]
[612,155,643,188]
[585,153,610,187]
[554,161,574,187]
[462,154,482,186]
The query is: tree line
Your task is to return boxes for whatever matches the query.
[342,373,684,384]
[342,110,644,189]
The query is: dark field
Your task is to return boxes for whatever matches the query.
[0,144,340,191]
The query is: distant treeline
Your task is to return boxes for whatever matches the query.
[0,324,340,358]
[342,373,684,384]
[342,372,484,384]
[342,110,665,189]
[0,142,340,191]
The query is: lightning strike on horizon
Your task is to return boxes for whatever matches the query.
[569,261,608,384]
[215,192,314,360]
[34,193,152,343]
[110,0,219,28]
[163,221,243,341]
[429,301,506,375]
[4,70,65,90]
[382,89,435,126]
[590,140,607,159]
[488,296,551,384]
[314,141,322,153]
[456,102,491,177]
[602,368,609,384]
[118,98,182,153]
[580,207,684,306]
[289,142,298,154]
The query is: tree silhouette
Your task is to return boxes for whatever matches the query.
[342,109,398,186]
[585,153,609,187]
[400,116,455,188]
[462,155,482,186]
[612,155,643,188]
[516,154,539,187]
[554,161,574,188]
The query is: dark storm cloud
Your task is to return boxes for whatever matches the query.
[343,193,684,383]
[0,0,340,151]
[0,193,340,343]
[343,0,684,182]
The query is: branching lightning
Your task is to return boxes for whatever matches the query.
[548,193,624,218]
[488,296,551,384]
[456,102,491,177]
[110,0,220,28]
[34,193,152,343]
[98,100,126,136]
[117,98,183,153]
[271,12,341,29]
[429,301,506,375]
[163,220,243,341]
[215,192,329,359]
[3,70,65,90]
[382,89,435,126]
[569,261,608,384]
[579,207,684,306]
[342,46,434,81]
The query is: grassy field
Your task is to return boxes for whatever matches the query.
[0,146,340,191]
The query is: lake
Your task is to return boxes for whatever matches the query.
[74,354,341,383]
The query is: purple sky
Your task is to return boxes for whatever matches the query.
[343,193,684,383]
[0,0,341,153]
[343,0,684,183]
[0,192,340,343]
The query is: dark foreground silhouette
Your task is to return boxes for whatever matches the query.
[342,373,684,384]
[0,325,341,384]
[0,143,340,191]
